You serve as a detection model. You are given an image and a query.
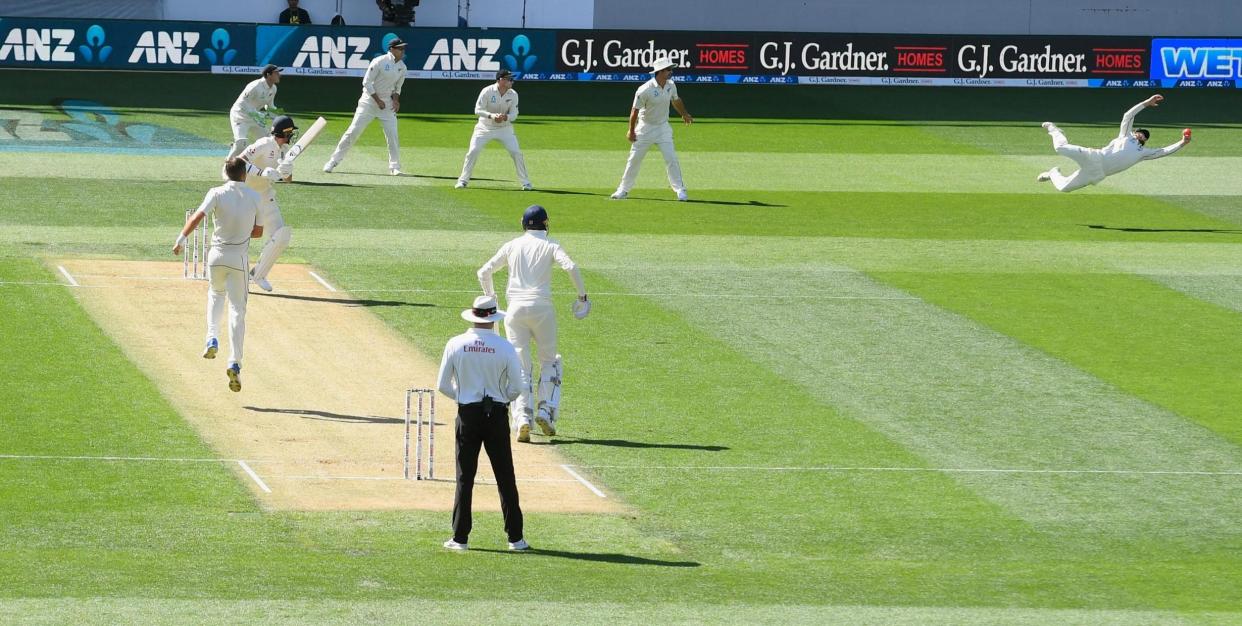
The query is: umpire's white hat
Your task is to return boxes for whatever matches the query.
[651,57,677,73]
[462,295,505,323]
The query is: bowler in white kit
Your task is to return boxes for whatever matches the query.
[477,205,590,442]
[1037,94,1191,192]
[227,64,282,159]
[324,37,407,176]
[455,69,532,191]
[238,115,298,292]
[173,158,263,392]
[611,57,694,201]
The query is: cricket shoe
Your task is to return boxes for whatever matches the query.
[535,407,556,436]
[508,539,531,551]
[443,539,469,551]
[202,337,218,359]
[454,180,467,189]
[250,270,273,292]
[226,364,242,392]
[609,191,627,200]
[322,160,338,173]
[517,423,531,443]
[676,189,688,202]
[521,183,533,191]
[390,168,405,176]
[1037,168,1058,183]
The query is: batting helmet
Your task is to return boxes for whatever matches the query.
[522,205,548,230]
[271,115,298,140]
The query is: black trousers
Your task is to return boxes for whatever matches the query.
[452,400,523,543]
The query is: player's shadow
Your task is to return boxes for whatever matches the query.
[469,548,700,567]
[244,406,403,424]
[1083,224,1242,234]
[280,180,361,188]
[253,292,434,307]
[618,196,786,207]
[543,437,729,452]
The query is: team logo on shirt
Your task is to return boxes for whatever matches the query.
[464,340,496,354]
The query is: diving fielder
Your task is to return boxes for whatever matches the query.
[173,157,263,392]
[1037,94,1191,192]
[227,64,282,159]
[611,57,693,202]
[455,69,532,191]
[477,205,590,443]
[323,38,407,176]
[238,115,298,292]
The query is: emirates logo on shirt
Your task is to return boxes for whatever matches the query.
[464,340,496,354]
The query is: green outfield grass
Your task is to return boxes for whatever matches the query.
[1,81,1241,624]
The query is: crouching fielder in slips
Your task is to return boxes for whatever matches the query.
[239,115,298,292]
[477,205,590,443]
[1037,94,1191,192]
[173,158,264,392]
[455,69,532,191]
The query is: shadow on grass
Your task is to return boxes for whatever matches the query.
[253,292,435,307]
[622,196,787,207]
[282,180,365,188]
[470,548,700,567]
[544,437,729,452]
[244,406,403,424]
[1083,224,1242,234]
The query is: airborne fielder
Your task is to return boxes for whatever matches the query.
[227,64,282,159]
[1037,94,1191,192]
[173,157,263,392]
[238,115,297,292]
[455,69,532,191]
[477,205,589,443]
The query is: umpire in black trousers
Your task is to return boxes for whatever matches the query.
[437,295,530,551]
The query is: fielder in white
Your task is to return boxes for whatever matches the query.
[173,158,263,392]
[477,205,590,443]
[324,37,407,176]
[455,69,532,191]
[238,115,298,292]
[227,64,282,159]
[611,57,693,202]
[1038,94,1191,192]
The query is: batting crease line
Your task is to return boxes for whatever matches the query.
[270,474,577,484]
[307,271,337,292]
[237,460,272,493]
[57,266,79,287]
[561,464,608,498]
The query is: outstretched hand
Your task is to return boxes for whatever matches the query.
[1146,94,1164,107]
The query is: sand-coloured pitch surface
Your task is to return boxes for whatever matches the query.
[57,259,619,513]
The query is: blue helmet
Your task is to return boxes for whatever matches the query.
[522,205,548,230]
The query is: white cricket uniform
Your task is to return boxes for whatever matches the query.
[477,230,586,428]
[616,77,686,195]
[328,52,406,170]
[436,328,526,405]
[242,136,291,281]
[193,181,261,366]
[228,78,278,158]
[1046,101,1186,192]
[457,83,530,187]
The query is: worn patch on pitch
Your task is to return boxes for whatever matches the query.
[57,259,622,514]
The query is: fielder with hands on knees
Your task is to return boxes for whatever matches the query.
[1037,94,1191,193]
[454,69,532,191]
[477,205,589,443]
[324,38,407,176]
[238,115,298,292]
[438,295,530,552]
[611,56,693,202]
[227,64,282,159]
[173,157,264,392]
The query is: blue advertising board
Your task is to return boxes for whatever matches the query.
[0,17,254,71]
[1151,38,1242,88]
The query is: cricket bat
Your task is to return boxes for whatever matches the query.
[280,116,327,166]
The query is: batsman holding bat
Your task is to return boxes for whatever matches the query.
[227,64,282,159]
[1037,94,1191,193]
[477,205,590,443]
[237,116,298,292]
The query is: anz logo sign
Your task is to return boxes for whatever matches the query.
[293,36,373,69]
[0,28,76,62]
[127,28,234,65]
[423,38,502,71]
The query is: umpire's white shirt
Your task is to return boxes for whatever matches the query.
[478,231,585,304]
[633,78,678,132]
[437,328,526,403]
[474,84,519,130]
[230,78,277,121]
[195,181,260,270]
[361,52,406,101]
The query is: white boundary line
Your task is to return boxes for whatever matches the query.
[561,464,608,498]
[0,453,254,463]
[307,271,337,292]
[56,266,79,287]
[237,460,272,493]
